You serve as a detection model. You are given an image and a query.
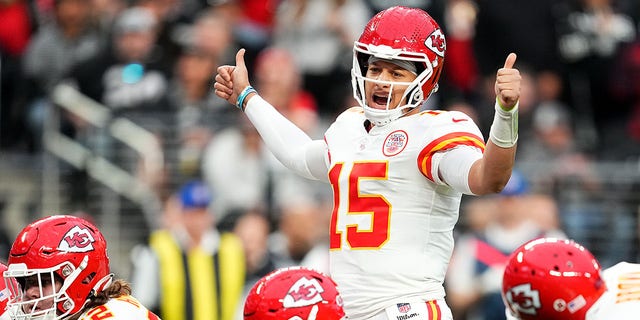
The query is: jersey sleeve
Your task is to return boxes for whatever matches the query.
[417,111,485,193]
[244,95,329,181]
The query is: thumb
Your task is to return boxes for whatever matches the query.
[503,53,517,69]
[236,48,247,69]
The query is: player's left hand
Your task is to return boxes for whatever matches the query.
[494,53,521,110]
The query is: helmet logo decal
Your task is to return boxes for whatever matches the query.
[383,130,408,157]
[283,277,324,308]
[567,295,587,313]
[553,298,567,312]
[505,284,541,316]
[424,29,445,57]
[59,226,96,252]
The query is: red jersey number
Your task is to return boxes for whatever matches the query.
[329,162,391,250]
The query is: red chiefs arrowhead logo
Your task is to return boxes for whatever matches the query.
[425,29,446,57]
[505,284,541,316]
[283,277,324,308]
[59,225,96,253]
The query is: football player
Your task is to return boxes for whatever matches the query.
[214,5,520,320]
[0,263,15,319]
[2,215,160,320]
[502,237,640,319]
[243,266,344,320]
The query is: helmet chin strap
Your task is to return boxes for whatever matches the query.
[364,104,414,127]
[363,81,421,127]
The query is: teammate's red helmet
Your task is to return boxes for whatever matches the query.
[0,263,15,315]
[352,6,445,126]
[244,267,345,320]
[5,215,113,319]
[501,238,606,320]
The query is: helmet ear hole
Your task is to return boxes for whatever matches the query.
[82,272,96,284]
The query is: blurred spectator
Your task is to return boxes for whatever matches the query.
[201,117,271,224]
[130,181,246,320]
[136,0,199,77]
[0,0,33,150]
[272,0,370,117]
[473,0,562,77]
[272,198,331,275]
[610,28,640,158]
[90,0,127,35]
[440,0,480,104]
[66,5,169,116]
[230,207,292,320]
[187,8,237,65]
[22,0,105,150]
[0,0,32,58]
[515,102,638,265]
[519,102,600,195]
[214,0,278,74]
[165,13,239,181]
[233,208,292,285]
[253,46,320,135]
[446,171,565,320]
[60,6,172,209]
[555,0,636,158]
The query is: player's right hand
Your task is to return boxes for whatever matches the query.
[214,48,251,106]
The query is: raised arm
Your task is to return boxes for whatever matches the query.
[213,49,329,181]
[468,53,521,195]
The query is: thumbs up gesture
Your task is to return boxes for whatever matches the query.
[494,53,521,110]
[214,48,252,106]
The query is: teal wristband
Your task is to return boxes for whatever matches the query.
[236,86,256,110]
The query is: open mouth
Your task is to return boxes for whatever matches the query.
[371,93,390,108]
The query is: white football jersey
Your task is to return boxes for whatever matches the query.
[77,295,160,320]
[586,262,640,319]
[324,107,485,319]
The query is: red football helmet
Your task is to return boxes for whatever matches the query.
[244,267,345,320]
[5,215,113,320]
[352,6,446,126]
[0,263,16,315]
[501,238,606,320]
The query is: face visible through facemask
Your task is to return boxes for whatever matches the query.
[17,273,63,320]
[364,59,418,112]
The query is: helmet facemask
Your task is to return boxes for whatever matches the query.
[4,256,109,320]
[6,215,114,320]
[351,42,436,127]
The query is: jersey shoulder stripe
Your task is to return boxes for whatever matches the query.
[417,131,485,181]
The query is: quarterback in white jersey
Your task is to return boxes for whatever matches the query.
[215,6,521,320]
[503,238,640,320]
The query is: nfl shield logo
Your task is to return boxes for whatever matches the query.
[397,303,411,314]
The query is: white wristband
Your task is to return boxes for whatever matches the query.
[489,100,519,148]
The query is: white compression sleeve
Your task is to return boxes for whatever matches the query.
[435,145,483,195]
[244,95,329,181]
